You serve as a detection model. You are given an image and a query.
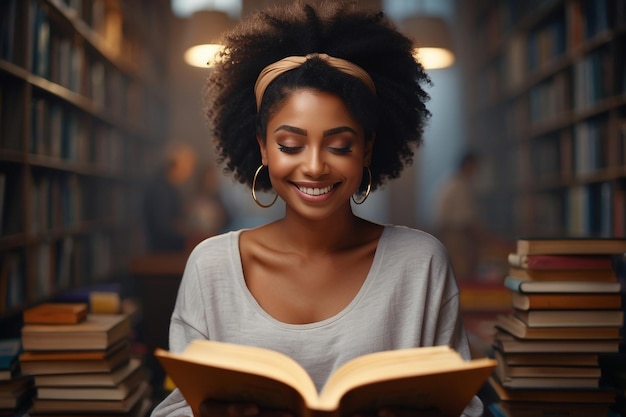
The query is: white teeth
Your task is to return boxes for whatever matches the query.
[298,185,333,196]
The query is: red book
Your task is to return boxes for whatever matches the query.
[508,253,614,270]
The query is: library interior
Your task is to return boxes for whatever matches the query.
[0,0,625,416]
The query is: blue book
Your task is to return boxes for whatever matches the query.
[0,338,21,380]
[488,402,506,417]
[503,275,622,294]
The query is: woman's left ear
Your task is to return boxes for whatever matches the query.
[257,135,268,165]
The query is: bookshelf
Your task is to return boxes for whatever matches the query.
[458,0,626,239]
[0,0,171,323]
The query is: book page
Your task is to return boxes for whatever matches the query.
[320,358,496,415]
[321,345,455,401]
[182,340,317,399]
[318,346,495,414]
[155,340,319,416]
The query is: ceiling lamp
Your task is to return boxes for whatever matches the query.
[183,10,235,68]
[400,15,455,70]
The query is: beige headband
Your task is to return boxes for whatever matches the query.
[254,53,376,110]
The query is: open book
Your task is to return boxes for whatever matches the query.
[155,340,496,417]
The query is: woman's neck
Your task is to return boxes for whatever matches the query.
[273,208,375,256]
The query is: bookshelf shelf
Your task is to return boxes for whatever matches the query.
[460,0,626,238]
[0,0,171,320]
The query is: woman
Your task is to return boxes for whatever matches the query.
[151,2,483,416]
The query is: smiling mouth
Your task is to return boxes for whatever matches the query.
[295,184,336,196]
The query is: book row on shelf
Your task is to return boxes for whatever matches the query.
[30,95,128,172]
[461,0,626,238]
[523,118,626,183]
[515,179,626,239]
[474,0,622,100]
[473,0,626,106]
[485,237,626,417]
[0,0,170,318]
[27,22,161,140]
[1,231,129,316]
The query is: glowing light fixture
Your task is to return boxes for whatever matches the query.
[400,15,455,70]
[183,10,235,68]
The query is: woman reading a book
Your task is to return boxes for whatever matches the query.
[151,2,483,416]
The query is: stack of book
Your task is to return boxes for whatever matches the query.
[0,338,32,415]
[488,237,626,417]
[19,303,151,417]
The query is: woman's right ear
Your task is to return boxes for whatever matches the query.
[256,135,268,165]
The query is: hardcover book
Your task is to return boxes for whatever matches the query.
[35,365,144,401]
[513,309,624,328]
[21,314,131,351]
[19,341,131,375]
[494,351,601,389]
[507,253,614,270]
[503,276,622,294]
[487,377,616,404]
[23,302,88,325]
[515,238,626,255]
[29,381,149,413]
[155,340,496,417]
[510,291,622,310]
[507,266,616,282]
[34,358,141,388]
[495,314,621,339]
[493,331,621,353]
[494,351,600,367]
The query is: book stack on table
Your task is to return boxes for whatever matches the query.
[488,237,626,417]
[0,338,33,416]
[19,303,151,417]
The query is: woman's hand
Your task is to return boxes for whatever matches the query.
[199,400,294,417]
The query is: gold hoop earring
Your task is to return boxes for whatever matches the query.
[252,164,278,208]
[352,166,372,205]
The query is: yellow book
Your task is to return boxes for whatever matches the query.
[155,340,496,417]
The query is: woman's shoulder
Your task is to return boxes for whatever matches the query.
[187,230,243,262]
[379,226,453,279]
[382,225,448,255]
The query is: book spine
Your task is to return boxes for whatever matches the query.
[526,255,613,270]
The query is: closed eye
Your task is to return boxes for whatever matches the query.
[278,144,303,154]
[328,146,352,154]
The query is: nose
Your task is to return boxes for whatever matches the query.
[303,148,328,178]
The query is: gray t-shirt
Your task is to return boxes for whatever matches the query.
[151,225,484,416]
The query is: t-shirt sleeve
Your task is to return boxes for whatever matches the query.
[169,256,210,353]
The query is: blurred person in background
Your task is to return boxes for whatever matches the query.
[185,164,230,246]
[142,142,197,252]
[434,150,510,280]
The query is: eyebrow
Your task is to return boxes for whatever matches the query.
[273,125,357,137]
[323,126,357,137]
[274,125,306,135]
